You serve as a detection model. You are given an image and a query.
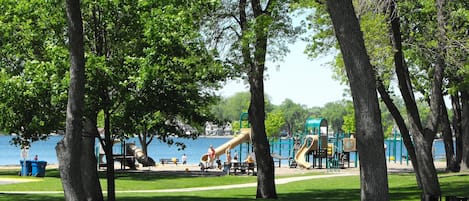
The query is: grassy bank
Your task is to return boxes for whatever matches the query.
[0,168,467,201]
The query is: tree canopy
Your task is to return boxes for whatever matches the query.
[1,1,231,200]
[0,0,68,146]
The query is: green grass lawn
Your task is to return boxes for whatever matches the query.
[0,168,467,201]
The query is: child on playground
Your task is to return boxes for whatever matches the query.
[244,154,254,163]
[225,149,232,163]
[233,150,238,161]
[208,145,216,167]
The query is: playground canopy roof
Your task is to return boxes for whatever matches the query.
[305,118,327,129]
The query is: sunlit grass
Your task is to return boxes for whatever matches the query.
[0,168,467,201]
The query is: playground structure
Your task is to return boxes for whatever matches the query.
[126,142,156,166]
[293,117,357,170]
[270,138,294,168]
[199,113,359,172]
[198,112,259,174]
[294,135,318,168]
[200,127,252,165]
[385,129,410,165]
[199,127,255,174]
[97,140,155,170]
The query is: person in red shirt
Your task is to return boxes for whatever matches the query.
[207,145,216,167]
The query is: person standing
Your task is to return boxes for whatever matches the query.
[233,150,238,161]
[182,154,187,165]
[226,149,232,163]
[208,145,216,167]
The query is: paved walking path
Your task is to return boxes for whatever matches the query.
[0,178,39,185]
[0,173,357,195]
[119,173,357,193]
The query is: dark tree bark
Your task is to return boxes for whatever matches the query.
[89,5,117,200]
[434,0,459,173]
[248,72,277,199]
[377,79,423,187]
[451,94,464,167]
[461,91,469,169]
[386,0,443,199]
[326,1,389,200]
[56,0,86,200]
[103,109,116,201]
[138,132,148,156]
[82,115,104,201]
[138,130,154,157]
[440,97,459,172]
[238,0,277,198]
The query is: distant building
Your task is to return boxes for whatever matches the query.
[205,122,233,136]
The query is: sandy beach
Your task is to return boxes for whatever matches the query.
[0,160,449,176]
[140,160,448,175]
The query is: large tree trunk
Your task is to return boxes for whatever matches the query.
[412,132,441,200]
[387,0,442,199]
[440,97,459,172]
[377,79,423,187]
[434,0,459,173]
[138,131,148,156]
[434,0,456,171]
[142,136,148,157]
[326,1,389,200]
[248,0,277,198]
[235,0,278,198]
[82,115,104,201]
[460,91,469,169]
[103,109,116,201]
[452,94,464,168]
[413,0,447,199]
[56,0,86,200]
[248,75,277,199]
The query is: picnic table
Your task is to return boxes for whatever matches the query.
[160,158,179,165]
[224,162,255,175]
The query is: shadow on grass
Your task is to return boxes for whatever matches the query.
[1,168,223,180]
[44,169,61,178]
[441,180,469,198]
[0,183,466,201]
[0,170,20,176]
[0,168,61,178]
[119,196,249,201]
[110,170,226,181]
[0,194,64,201]
[103,186,424,201]
[1,169,467,201]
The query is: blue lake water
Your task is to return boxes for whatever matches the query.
[385,138,447,162]
[0,135,448,166]
[0,135,237,165]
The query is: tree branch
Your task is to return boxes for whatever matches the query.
[264,0,273,14]
[388,0,424,132]
[251,0,262,17]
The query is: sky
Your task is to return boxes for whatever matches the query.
[217,40,349,108]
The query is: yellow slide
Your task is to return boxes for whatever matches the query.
[294,135,318,169]
[200,128,252,163]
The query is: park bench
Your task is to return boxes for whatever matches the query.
[159,158,179,165]
[446,196,469,201]
[225,162,255,175]
[98,154,136,170]
[113,154,136,170]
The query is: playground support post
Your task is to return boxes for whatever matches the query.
[393,132,397,163]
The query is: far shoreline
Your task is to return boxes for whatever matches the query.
[197,135,233,139]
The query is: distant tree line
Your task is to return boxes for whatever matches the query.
[210,91,434,139]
